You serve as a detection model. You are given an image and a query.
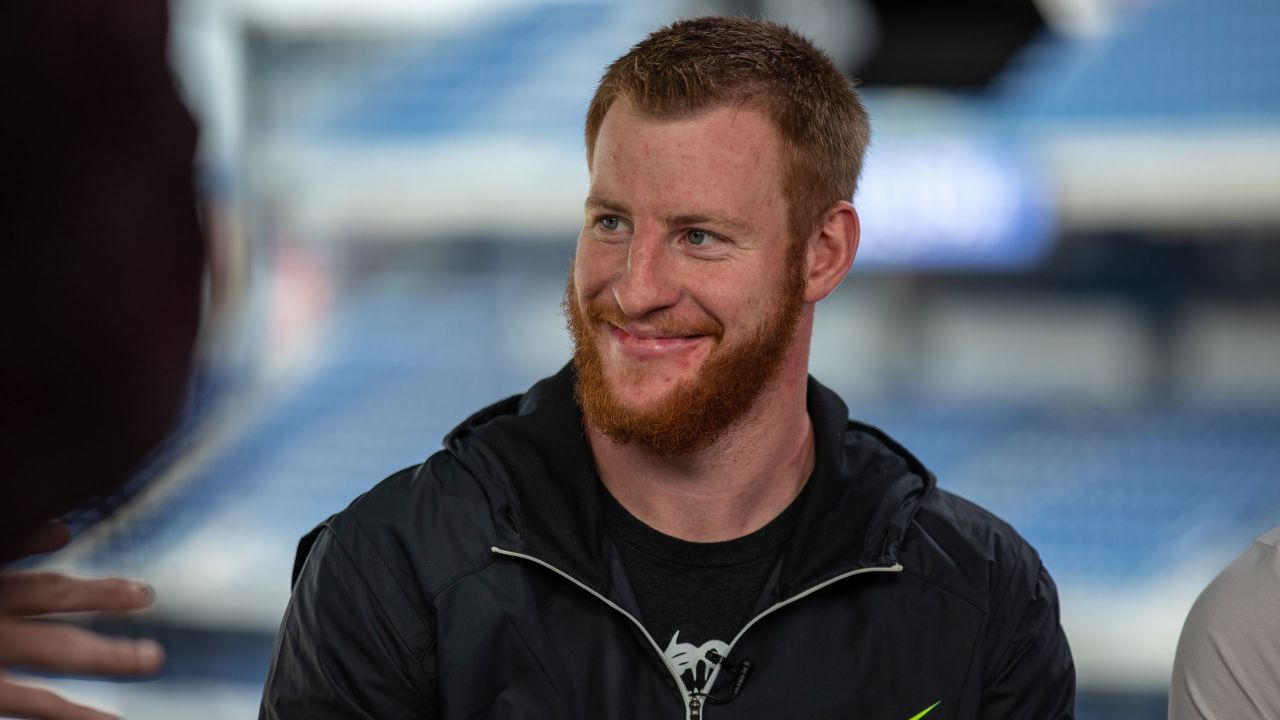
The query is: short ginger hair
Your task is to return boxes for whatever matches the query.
[585,16,871,244]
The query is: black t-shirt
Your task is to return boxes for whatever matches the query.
[603,487,803,694]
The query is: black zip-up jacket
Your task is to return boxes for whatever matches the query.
[261,365,1075,719]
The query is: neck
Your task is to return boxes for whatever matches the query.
[589,331,815,543]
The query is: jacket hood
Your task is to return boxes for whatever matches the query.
[443,363,935,598]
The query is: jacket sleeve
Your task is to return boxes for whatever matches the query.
[259,523,438,719]
[979,560,1076,719]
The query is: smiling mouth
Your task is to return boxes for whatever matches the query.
[607,324,710,355]
[612,324,702,340]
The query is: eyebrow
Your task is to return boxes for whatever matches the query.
[667,213,751,234]
[585,193,752,234]
[585,193,629,215]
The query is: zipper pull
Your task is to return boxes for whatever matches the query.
[689,695,702,719]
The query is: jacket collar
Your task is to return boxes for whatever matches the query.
[778,375,933,596]
[445,363,933,597]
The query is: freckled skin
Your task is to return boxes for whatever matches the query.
[567,97,859,539]
[574,101,795,412]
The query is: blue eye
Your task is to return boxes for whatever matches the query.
[687,229,711,246]
[599,216,621,231]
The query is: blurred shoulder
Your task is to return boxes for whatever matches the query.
[1170,527,1280,718]
[1184,526,1280,628]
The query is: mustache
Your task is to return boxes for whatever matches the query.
[584,298,724,339]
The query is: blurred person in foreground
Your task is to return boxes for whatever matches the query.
[0,1,204,718]
[1169,527,1280,719]
[261,17,1074,719]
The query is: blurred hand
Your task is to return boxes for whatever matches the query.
[0,521,165,720]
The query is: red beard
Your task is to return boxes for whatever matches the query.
[564,243,805,456]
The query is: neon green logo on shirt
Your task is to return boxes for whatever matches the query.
[907,700,941,720]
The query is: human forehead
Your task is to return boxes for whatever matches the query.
[587,100,788,221]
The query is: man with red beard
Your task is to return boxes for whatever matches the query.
[262,17,1075,719]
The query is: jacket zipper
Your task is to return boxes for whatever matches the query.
[491,547,698,720]
[492,547,903,719]
[699,562,904,713]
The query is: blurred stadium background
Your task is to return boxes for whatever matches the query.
[22,0,1280,717]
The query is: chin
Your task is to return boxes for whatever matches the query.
[605,374,676,410]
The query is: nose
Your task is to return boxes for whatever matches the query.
[613,229,680,318]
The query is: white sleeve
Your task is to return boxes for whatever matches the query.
[1170,527,1280,720]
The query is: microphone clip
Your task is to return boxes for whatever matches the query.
[704,649,754,704]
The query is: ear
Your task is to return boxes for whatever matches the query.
[802,201,859,303]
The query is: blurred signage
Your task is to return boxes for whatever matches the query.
[854,137,1055,271]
